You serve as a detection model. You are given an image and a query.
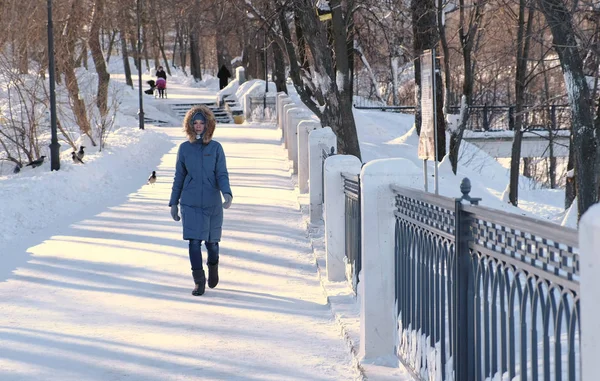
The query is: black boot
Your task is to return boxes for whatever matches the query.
[192,270,206,296]
[207,262,219,288]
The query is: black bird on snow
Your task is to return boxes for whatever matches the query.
[76,146,85,161]
[71,151,84,164]
[147,171,157,186]
[25,156,46,168]
[13,164,21,173]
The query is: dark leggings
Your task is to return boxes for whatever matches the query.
[188,240,219,271]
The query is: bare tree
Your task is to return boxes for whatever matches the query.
[536,0,599,219]
[447,0,486,174]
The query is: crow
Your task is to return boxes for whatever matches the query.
[71,151,84,164]
[147,170,157,186]
[13,164,21,173]
[76,146,85,161]
[25,156,46,168]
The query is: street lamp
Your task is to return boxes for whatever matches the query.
[47,0,60,170]
[263,28,268,119]
[136,0,145,130]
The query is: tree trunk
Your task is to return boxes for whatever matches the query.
[565,132,576,208]
[172,27,179,68]
[538,0,599,219]
[293,0,361,159]
[105,30,117,64]
[189,27,202,81]
[278,4,320,116]
[448,0,484,173]
[272,37,287,93]
[522,157,532,178]
[130,36,139,72]
[294,11,310,73]
[121,31,133,88]
[141,25,150,72]
[509,0,534,206]
[89,0,111,118]
[355,43,385,104]
[57,0,94,143]
[437,0,451,111]
[18,38,28,74]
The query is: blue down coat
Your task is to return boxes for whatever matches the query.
[169,105,232,241]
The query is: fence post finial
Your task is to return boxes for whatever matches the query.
[459,177,482,205]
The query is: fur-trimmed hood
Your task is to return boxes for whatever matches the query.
[182,105,216,144]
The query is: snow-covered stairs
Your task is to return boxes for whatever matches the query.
[223,96,243,120]
[171,102,232,124]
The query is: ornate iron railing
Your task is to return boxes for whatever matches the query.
[392,179,580,381]
[341,172,361,292]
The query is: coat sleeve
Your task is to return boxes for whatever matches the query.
[169,145,187,206]
[215,144,232,197]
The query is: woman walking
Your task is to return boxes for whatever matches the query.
[169,105,233,296]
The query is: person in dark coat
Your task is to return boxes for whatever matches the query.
[169,105,233,296]
[217,65,232,90]
[156,66,167,81]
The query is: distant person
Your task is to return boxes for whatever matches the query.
[217,65,232,90]
[156,66,167,81]
[154,66,168,98]
[169,105,233,296]
[156,77,167,98]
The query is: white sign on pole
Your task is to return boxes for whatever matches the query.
[418,50,435,161]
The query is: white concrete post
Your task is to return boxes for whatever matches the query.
[324,155,361,281]
[235,67,246,85]
[298,120,322,193]
[285,108,306,173]
[276,92,287,129]
[244,93,252,120]
[282,103,296,148]
[358,158,422,364]
[308,127,336,224]
[279,98,293,132]
[580,204,600,381]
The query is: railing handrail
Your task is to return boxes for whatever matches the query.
[354,104,571,110]
[462,203,579,248]
[342,173,360,200]
[390,184,456,211]
[341,172,359,182]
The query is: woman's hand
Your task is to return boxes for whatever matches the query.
[222,194,233,209]
[170,205,181,221]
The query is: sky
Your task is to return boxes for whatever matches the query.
[0,58,587,381]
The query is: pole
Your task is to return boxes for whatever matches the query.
[432,48,439,195]
[423,160,428,192]
[47,0,60,171]
[137,0,145,130]
[263,28,268,119]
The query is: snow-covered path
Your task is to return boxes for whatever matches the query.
[0,80,358,380]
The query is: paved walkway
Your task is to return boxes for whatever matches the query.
[0,79,360,380]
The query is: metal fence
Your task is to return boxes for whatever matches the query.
[392,179,580,381]
[353,104,572,132]
[341,172,361,292]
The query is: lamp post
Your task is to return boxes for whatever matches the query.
[47,0,60,170]
[136,0,145,130]
[263,27,268,119]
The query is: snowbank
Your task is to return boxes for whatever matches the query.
[0,128,174,247]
